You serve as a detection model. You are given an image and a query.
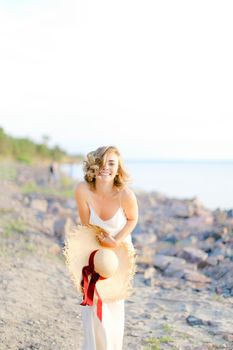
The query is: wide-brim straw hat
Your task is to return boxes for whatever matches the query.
[63,224,136,303]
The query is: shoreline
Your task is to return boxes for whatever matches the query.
[60,161,233,212]
[0,161,233,349]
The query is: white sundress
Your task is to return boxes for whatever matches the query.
[81,200,132,350]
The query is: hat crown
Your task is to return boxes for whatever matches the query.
[94,249,119,278]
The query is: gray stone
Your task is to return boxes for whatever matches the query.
[53,217,74,241]
[223,333,233,342]
[180,247,208,264]
[171,201,195,218]
[48,201,64,215]
[134,232,157,246]
[183,270,211,283]
[178,236,198,247]
[154,254,186,271]
[144,267,156,280]
[206,256,219,266]
[30,199,48,212]
[164,262,197,278]
[186,315,205,326]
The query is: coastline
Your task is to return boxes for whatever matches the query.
[60,161,233,211]
[0,161,233,350]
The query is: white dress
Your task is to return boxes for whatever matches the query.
[81,202,132,350]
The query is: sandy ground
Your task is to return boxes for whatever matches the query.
[1,223,233,350]
[0,164,233,350]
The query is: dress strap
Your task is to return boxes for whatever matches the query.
[118,189,123,208]
[86,190,92,209]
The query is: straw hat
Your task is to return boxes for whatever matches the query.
[63,224,136,318]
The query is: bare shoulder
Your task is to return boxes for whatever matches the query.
[120,186,137,204]
[120,186,138,220]
[74,181,89,200]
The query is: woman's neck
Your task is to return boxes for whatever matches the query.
[94,180,117,198]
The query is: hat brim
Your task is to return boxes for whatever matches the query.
[63,224,136,303]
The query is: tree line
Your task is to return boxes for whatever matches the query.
[0,127,82,164]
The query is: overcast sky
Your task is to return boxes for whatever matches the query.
[0,0,233,160]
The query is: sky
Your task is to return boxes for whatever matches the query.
[0,0,233,160]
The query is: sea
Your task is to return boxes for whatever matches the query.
[60,160,233,211]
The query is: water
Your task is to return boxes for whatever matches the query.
[61,161,233,211]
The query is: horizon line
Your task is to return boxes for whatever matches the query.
[125,158,233,163]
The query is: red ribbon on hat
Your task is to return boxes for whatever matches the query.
[80,250,106,322]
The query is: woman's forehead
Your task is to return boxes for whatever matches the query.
[105,151,118,162]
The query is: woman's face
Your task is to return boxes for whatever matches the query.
[97,151,119,183]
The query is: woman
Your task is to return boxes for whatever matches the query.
[74,145,138,350]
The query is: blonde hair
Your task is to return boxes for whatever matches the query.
[83,146,131,190]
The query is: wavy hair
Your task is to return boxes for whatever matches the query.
[83,146,131,190]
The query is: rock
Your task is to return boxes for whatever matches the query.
[30,199,48,212]
[65,198,76,210]
[154,255,186,271]
[48,201,64,215]
[49,244,61,255]
[183,270,211,283]
[223,333,233,342]
[164,262,197,278]
[42,216,56,234]
[227,209,233,218]
[143,267,156,287]
[162,234,177,244]
[53,217,74,242]
[202,228,226,241]
[158,245,180,256]
[198,237,215,254]
[180,247,208,265]
[144,267,156,280]
[205,262,232,281]
[177,236,198,248]
[136,246,155,265]
[23,196,30,206]
[206,256,219,266]
[170,201,195,218]
[186,315,205,326]
[155,241,173,254]
[186,215,214,227]
[133,232,157,247]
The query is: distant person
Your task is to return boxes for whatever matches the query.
[74,145,138,350]
[48,161,59,184]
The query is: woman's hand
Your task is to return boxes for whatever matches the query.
[98,235,117,248]
[101,229,110,238]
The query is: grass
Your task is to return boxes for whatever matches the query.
[212,293,225,303]
[0,208,15,215]
[162,323,173,333]
[3,219,27,237]
[24,242,36,252]
[0,164,17,181]
[175,330,193,340]
[0,245,10,258]
[143,336,175,350]
[21,179,74,198]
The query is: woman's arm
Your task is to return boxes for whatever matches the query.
[99,188,138,247]
[74,182,90,225]
[114,188,138,244]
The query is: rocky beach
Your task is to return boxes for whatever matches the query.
[0,161,233,350]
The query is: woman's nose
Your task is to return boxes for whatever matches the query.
[102,163,108,170]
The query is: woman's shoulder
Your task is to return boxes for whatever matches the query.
[120,186,137,203]
[74,181,90,199]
